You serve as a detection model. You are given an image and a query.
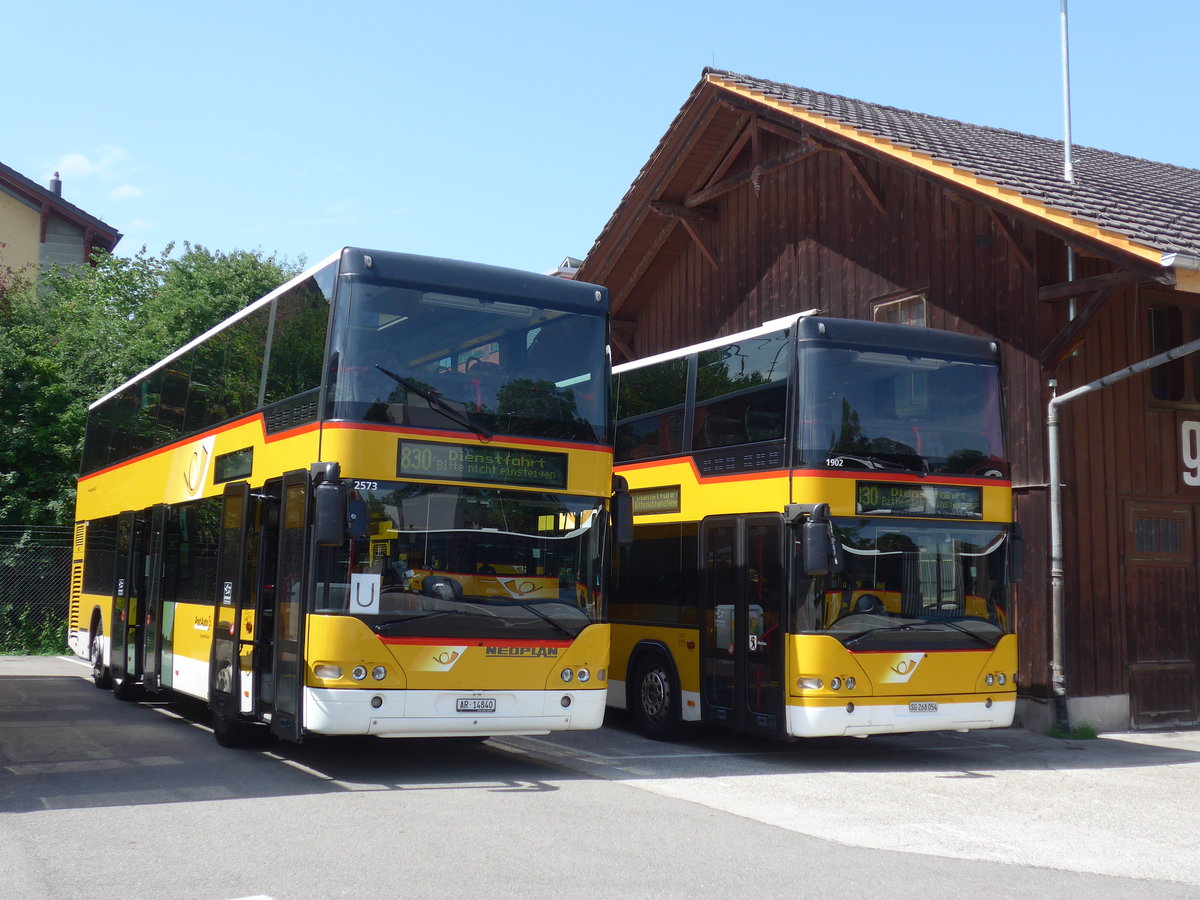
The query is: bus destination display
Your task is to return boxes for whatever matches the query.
[397,439,568,489]
[855,481,983,519]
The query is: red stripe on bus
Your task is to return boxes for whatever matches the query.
[78,414,610,484]
[78,412,317,482]
[790,468,1012,487]
[323,421,611,455]
[614,458,1011,489]
[376,635,574,648]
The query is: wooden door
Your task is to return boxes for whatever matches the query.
[1124,500,1199,727]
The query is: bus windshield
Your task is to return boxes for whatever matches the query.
[808,519,1012,649]
[314,482,607,640]
[799,345,1006,477]
[328,276,608,443]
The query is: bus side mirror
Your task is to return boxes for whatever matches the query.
[789,503,842,576]
[612,475,634,547]
[313,481,348,547]
[1009,522,1025,584]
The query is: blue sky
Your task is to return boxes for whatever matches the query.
[4,1,1197,276]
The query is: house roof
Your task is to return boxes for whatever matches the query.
[0,160,122,249]
[579,69,1200,293]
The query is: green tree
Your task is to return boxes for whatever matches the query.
[151,243,301,350]
[0,244,300,530]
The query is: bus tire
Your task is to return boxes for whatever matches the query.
[111,669,140,701]
[211,712,271,748]
[630,650,684,741]
[89,620,111,690]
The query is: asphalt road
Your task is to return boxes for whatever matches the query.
[2,655,1198,899]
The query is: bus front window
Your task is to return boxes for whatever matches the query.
[800,346,1007,477]
[328,278,608,444]
[807,520,1013,650]
[314,483,607,640]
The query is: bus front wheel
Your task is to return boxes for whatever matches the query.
[630,651,684,741]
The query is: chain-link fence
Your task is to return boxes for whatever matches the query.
[0,526,72,654]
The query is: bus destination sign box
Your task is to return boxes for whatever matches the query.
[630,486,681,516]
[855,481,983,519]
[397,439,568,489]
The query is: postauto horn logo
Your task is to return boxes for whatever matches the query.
[412,647,466,672]
[879,652,926,684]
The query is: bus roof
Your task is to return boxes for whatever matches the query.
[89,248,609,411]
[612,310,818,374]
[88,250,342,411]
[612,312,1000,374]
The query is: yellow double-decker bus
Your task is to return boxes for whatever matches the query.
[609,314,1021,739]
[69,248,622,746]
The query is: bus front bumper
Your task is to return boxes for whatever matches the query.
[786,697,1015,738]
[303,686,607,737]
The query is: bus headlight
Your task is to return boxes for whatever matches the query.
[560,668,574,682]
[797,677,823,691]
[314,665,342,680]
[830,677,842,691]
[372,666,387,681]
[997,673,1007,685]
[985,673,995,686]
[845,677,856,691]
[576,668,591,683]
[352,666,367,681]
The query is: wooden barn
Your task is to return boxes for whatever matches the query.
[577,69,1200,731]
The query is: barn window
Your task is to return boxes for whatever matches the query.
[1127,503,1191,565]
[1134,516,1184,555]
[873,294,926,327]
[1145,301,1200,407]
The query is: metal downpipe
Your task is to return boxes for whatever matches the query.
[1046,380,1069,730]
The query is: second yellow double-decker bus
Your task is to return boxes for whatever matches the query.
[70,248,620,745]
[609,314,1021,739]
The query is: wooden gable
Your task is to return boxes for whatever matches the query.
[580,69,1200,729]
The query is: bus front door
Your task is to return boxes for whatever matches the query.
[210,482,251,733]
[700,515,785,736]
[251,482,280,716]
[270,470,310,742]
[140,503,170,693]
[108,510,140,697]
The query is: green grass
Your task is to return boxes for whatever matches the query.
[1047,723,1099,740]
[0,605,68,655]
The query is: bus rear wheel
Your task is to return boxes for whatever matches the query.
[111,668,140,701]
[211,713,271,748]
[630,651,684,741]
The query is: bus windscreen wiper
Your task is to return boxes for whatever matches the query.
[907,618,997,648]
[515,601,580,640]
[373,608,497,634]
[842,622,915,648]
[842,619,996,648]
[375,364,493,440]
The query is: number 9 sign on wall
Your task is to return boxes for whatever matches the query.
[1183,421,1200,487]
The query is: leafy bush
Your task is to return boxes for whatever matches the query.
[0,602,67,655]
